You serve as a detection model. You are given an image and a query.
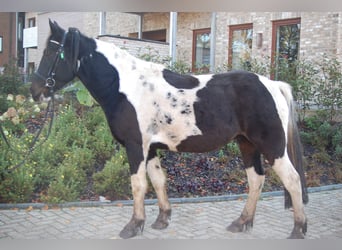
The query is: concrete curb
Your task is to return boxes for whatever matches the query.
[0,184,341,210]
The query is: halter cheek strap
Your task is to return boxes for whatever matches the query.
[43,31,68,89]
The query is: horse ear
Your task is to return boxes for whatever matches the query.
[49,19,58,34]
[49,19,64,34]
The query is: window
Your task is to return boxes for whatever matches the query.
[129,29,166,42]
[27,62,35,76]
[271,18,301,80]
[28,17,36,28]
[192,28,211,72]
[228,23,253,70]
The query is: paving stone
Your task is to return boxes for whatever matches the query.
[0,189,342,239]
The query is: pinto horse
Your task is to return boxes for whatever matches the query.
[30,20,308,239]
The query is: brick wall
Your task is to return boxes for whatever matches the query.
[98,35,169,61]
[0,12,17,70]
[300,12,341,62]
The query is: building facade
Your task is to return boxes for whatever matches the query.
[1,12,341,79]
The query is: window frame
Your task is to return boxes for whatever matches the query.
[228,23,253,69]
[192,28,211,72]
[271,17,301,79]
[129,29,167,42]
[28,17,36,28]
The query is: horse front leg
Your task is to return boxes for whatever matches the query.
[147,156,171,230]
[119,162,147,238]
[227,167,265,233]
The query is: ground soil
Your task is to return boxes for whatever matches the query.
[78,144,340,201]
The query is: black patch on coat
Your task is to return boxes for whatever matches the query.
[164,114,173,124]
[162,69,200,89]
[147,142,169,162]
[176,71,286,168]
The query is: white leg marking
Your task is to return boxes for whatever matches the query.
[131,162,148,220]
[242,167,265,221]
[147,157,171,211]
[272,155,306,224]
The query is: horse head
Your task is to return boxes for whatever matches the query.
[30,20,80,101]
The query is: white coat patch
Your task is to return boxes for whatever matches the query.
[95,39,213,151]
[257,75,290,144]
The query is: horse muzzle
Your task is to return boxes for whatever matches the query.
[30,74,52,102]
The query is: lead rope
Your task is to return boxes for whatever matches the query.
[1,29,76,173]
[0,90,55,173]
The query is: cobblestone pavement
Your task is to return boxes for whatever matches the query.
[0,189,341,239]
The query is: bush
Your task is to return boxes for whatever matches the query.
[93,146,131,200]
[314,56,342,121]
[0,97,115,203]
[300,114,342,161]
[0,166,35,203]
[41,163,87,204]
[0,59,24,95]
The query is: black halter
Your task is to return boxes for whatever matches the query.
[34,31,68,91]
[34,28,80,92]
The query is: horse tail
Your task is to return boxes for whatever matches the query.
[278,82,309,209]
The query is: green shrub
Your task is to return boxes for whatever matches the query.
[300,115,342,161]
[0,99,116,203]
[332,125,342,161]
[226,141,240,157]
[314,56,342,121]
[41,163,86,204]
[0,166,35,203]
[0,59,24,97]
[93,147,131,200]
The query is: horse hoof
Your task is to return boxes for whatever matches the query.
[227,217,253,233]
[287,231,305,239]
[151,209,171,230]
[151,220,169,230]
[226,221,244,233]
[119,218,145,239]
[287,220,307,239]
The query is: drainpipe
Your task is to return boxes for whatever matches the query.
[99,12,106,36]
[210,12,216,73]
[15,12,19,60]
[138,13,143,39]
[169,12,177,65]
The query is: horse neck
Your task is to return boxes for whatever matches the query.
[76,39,122,116]
[76,38,164,116]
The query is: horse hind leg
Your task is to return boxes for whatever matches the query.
[227,137,265,233]
[272,155,307,239]
[147,152,171,230]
